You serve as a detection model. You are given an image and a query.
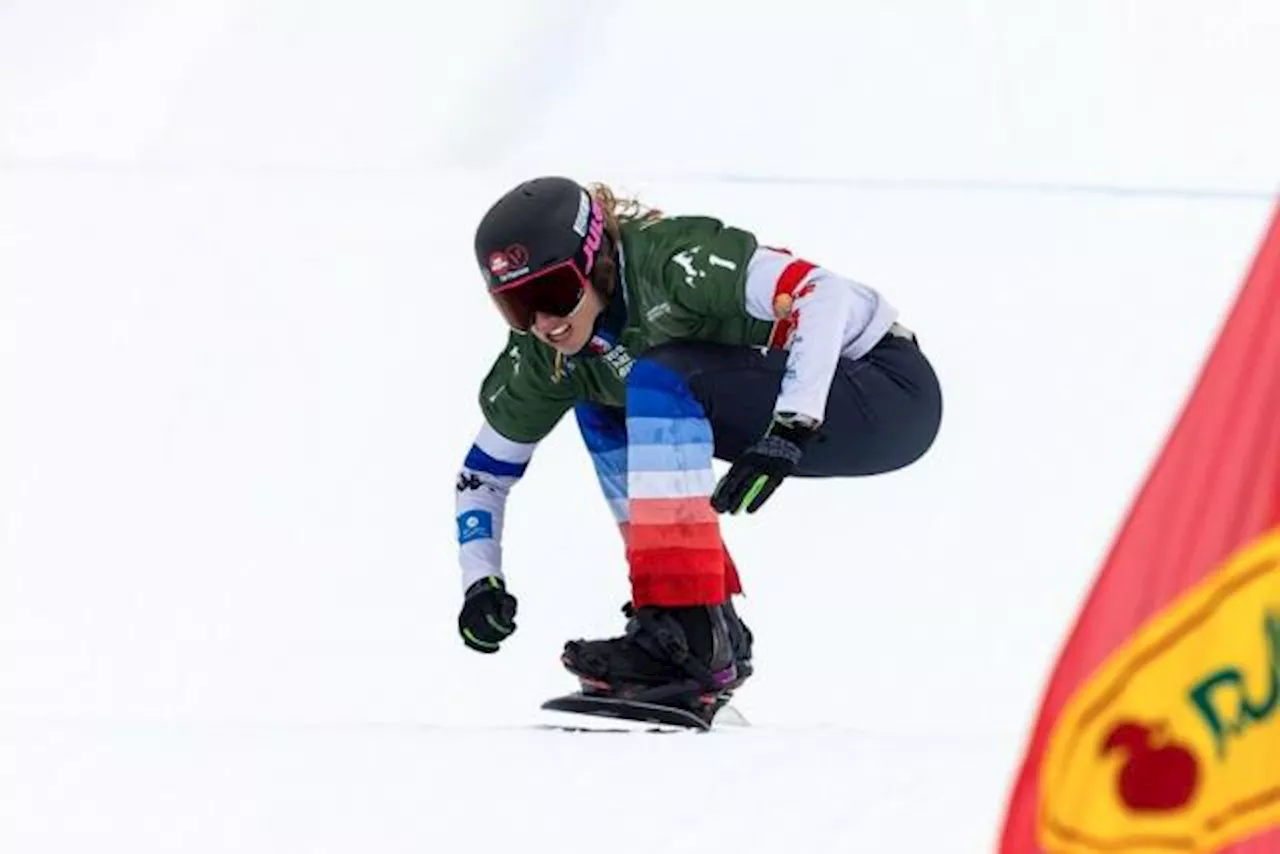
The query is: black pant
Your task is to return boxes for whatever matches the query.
[642,332,942,477]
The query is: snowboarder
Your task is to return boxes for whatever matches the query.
[454,176,942,709]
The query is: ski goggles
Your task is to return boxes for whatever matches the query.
[488,260,592,332]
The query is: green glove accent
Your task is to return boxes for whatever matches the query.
[736,475,771,514]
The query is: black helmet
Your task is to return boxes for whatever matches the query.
[473,176,610,331]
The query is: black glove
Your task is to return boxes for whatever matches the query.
[458,576,518,653]
[710,413,818,514]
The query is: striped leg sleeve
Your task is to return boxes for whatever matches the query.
[624,358,727,607]
[576,400,742,599]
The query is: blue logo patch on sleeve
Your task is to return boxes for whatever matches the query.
[457,510,494,544]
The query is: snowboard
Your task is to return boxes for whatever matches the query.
[538,691,748,733]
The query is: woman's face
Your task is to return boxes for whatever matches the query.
[529,285,604,355]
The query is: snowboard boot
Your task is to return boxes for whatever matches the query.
[614,598,754,693]
[561,603,739,706]
[722,597,754,689]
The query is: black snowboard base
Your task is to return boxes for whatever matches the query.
[539,691,747,732]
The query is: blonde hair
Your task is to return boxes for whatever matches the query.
[587,182,663,241]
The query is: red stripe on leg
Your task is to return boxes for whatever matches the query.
[629,545,728,607]
[628,548,725,605]
[628,497,718,527]
[626,519,723,553]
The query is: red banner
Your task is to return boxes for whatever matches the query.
[999,202,1280,854]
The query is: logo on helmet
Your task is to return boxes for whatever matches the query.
[572,190,592,237]
[488,245,531,284]
[581,200,606,274]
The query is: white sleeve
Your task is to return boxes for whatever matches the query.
[455,421,538,593]
[770,277,858,422]
[743,248,895,424]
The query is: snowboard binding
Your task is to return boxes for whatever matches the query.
[547,603,748,731]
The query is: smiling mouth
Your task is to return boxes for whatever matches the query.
[547,323,572,344]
